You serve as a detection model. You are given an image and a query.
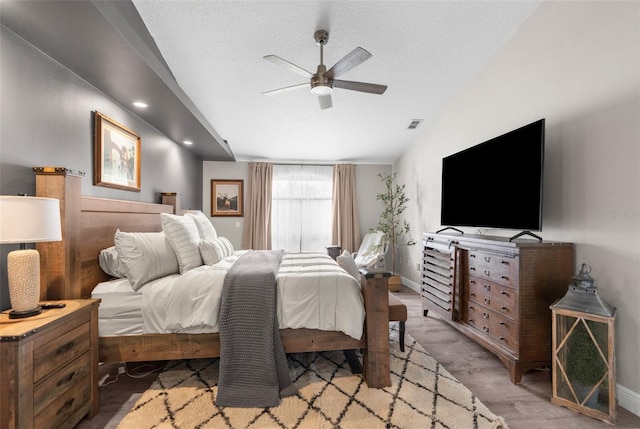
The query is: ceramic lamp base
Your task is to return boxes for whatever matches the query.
[7,248,42,317]
[8,305,42,319]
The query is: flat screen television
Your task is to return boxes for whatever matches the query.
[440,119,545,235]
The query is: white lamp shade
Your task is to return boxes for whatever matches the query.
[0,196,62,243]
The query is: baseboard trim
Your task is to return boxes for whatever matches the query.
[400,276,640,417]
[401,276,421,293]
[618,384,640,417]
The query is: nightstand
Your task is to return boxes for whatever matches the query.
[0,299,100,429]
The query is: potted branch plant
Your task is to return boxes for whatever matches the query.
[375,172,410,291]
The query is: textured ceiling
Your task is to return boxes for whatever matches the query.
[133,1,540,163]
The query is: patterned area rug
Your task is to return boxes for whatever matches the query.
[118,327,508,428]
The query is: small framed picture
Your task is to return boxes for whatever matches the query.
[211,179,244,217]
[94,111,141,192]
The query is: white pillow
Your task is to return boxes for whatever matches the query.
[337,250,361,281]
[185,211,217,240]
[199,239,223,265]
[114,230,179,290]
[160,213,203,274]
[219,237,234,256]
[98,246,127,278]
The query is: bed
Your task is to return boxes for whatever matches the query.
[34,168,391,387]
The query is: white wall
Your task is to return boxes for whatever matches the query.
[395,1,640,413]
[203,162,391,251]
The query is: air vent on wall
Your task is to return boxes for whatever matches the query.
[408,119,423,129]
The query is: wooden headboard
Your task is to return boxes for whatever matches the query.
[35,168,174,300]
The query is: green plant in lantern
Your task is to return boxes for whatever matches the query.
[565,322,607,387]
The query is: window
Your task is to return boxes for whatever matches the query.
[272,165,333,252]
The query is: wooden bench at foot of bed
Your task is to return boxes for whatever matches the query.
[35,168,391,389]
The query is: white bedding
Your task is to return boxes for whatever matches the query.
[92,251,365,340]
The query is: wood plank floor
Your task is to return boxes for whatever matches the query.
[77,286,640,428]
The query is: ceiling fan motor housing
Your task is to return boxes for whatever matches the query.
[311,64,333,95]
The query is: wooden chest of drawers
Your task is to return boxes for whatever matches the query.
[421,233,574,384]
[0,300,100,429]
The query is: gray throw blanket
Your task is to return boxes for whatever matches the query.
[215,250,297,407]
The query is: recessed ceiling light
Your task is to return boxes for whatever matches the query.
[183,140,193,146]
[132,101,148,108]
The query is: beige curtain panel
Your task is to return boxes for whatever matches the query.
[242,162,273,250]
[331,164,360,253]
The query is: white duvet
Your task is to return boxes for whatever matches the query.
[139,251,365,340]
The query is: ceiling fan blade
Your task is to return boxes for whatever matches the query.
[326,47,372,79]
[262,82,309,96]
[333,79,387,94]
[263,55,313,78]
[318,94,332,110]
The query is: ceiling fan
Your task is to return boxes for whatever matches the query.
[262,30,387,109]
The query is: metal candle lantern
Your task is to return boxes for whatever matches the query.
[550,263,617,424]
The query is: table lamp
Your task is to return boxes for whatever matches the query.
[0,196,62,318]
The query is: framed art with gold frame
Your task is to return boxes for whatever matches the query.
[211,179,243,217]
[94,111,141,192]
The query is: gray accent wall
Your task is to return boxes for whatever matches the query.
[0,26,204,310]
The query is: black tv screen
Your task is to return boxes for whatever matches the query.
[440,119,545,232]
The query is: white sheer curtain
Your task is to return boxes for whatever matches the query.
[272,164,333,252]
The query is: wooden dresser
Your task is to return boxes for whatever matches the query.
[421,232,573,384]
[0,299,100,429]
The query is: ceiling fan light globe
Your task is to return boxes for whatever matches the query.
[311,84,333,96]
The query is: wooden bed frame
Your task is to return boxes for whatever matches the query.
[34,168,391,387]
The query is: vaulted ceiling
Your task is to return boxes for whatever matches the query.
[1,1,541,163]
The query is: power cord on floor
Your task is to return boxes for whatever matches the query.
[98,362,164,387]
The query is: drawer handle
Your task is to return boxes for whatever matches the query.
[470,267,476,271]
[470,280,476,284]
[483,312,489,319]
[484,256,491,262]
[484,270,491,276]
[499,336,505,341]
[501,260,509,265]
[470,254,476,258]
[499,321,506,326]
[470,293,476,297]
[484,298,490,305]
[483,326,489,333]
[468,319,474,324]
[501,306,508,310]
[56,371,75,388]
[56,341,75,355]
[484,284,491,291]
[469,305,474,310]
[501,275,509,280]
[500,291,509,296]
[56,398,75,416]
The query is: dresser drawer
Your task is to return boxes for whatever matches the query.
[466,303,517,352]
[465,275,517,318]
[467,250,519,287]
[34,351,91,417]
[33,322,91,383]
[34,373,91,429]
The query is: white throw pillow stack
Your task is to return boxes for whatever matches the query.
[100,210,236,292]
